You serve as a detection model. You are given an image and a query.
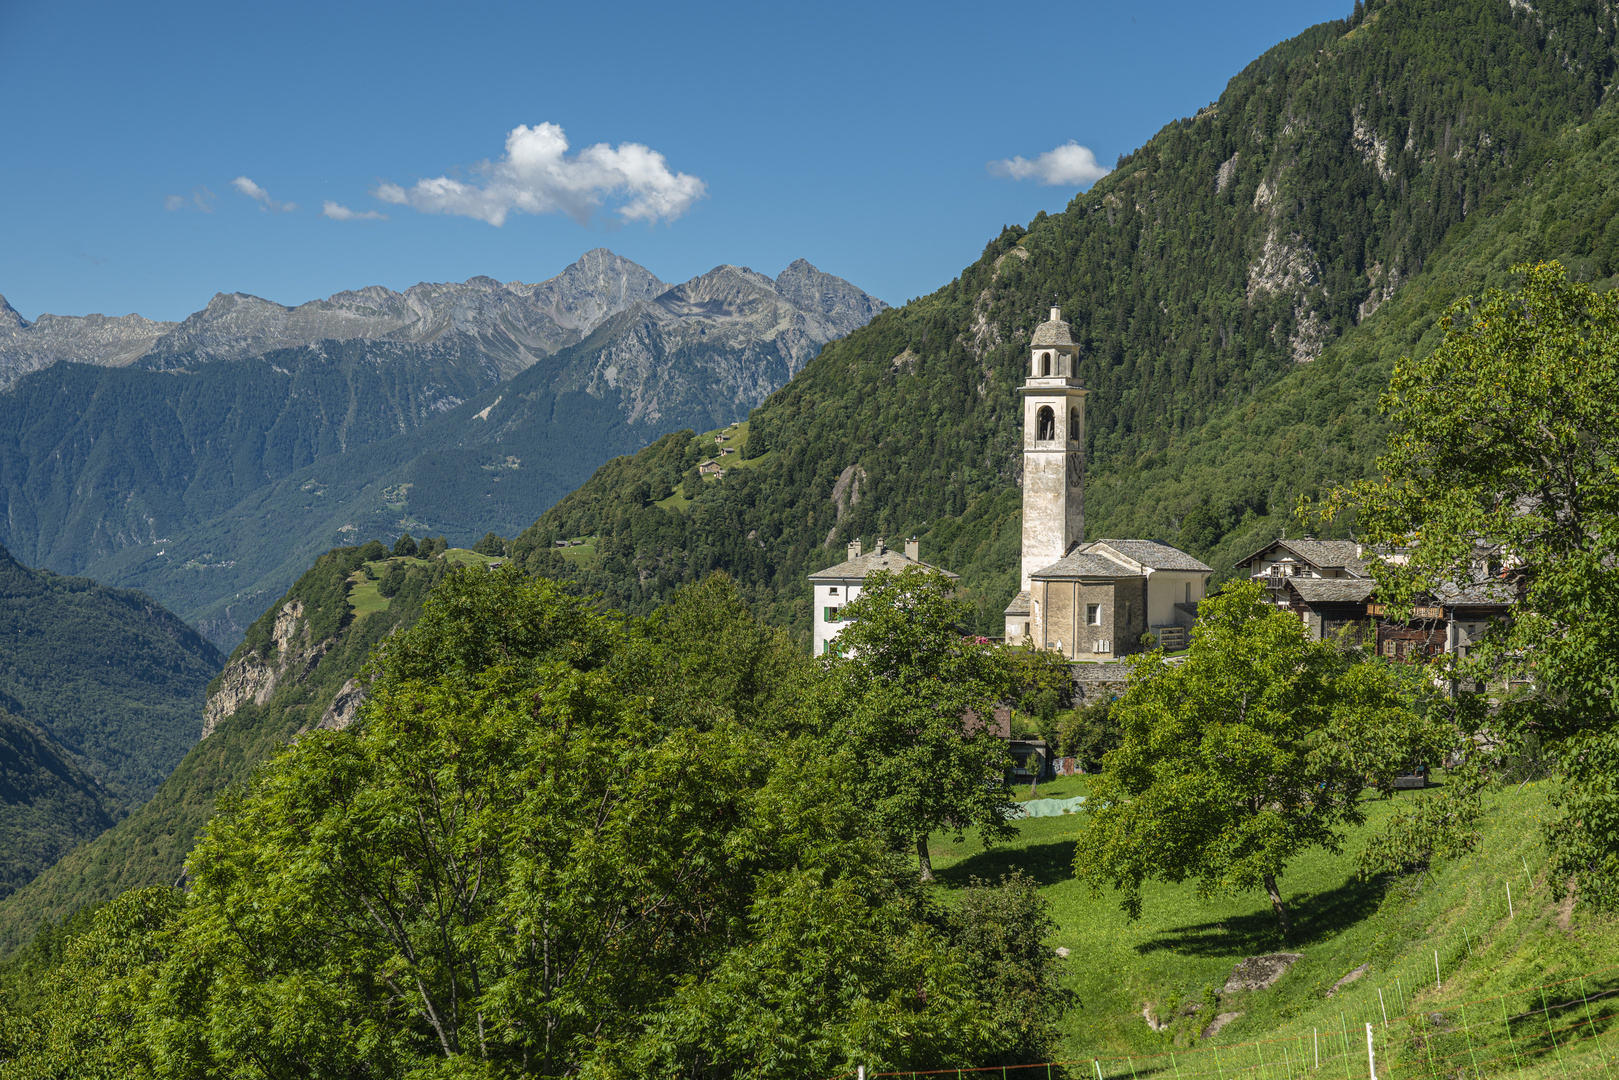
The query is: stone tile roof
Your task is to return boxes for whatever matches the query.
[1287,578,1378,604]
[807,550,958,582]
[1029,552,1142,580]
[1237,538,1371,575]
[1437,579,1515,606]
[1003,589,1031,616]
[1091,539,1212,573]
[1030,315,1075,347]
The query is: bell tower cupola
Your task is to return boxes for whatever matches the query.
[1019,306,1088,592]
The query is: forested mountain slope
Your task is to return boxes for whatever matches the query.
[0,709,117,905]
[0,542,446,953]
[0,544,222,798]
[505,0,1619,635]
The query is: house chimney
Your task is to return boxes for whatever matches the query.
[875,536,887,555]
[847,539,862,560]
[905,536,920,561]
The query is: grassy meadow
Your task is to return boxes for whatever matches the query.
[925,780,1619,1079]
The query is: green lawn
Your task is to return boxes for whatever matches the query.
[345,554,446,614]
[926,781,1619,1078]
[548,538,597,564]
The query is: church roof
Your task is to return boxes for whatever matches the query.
[1029,551,1141,580]
[807,550,958,582]
[1090,539,1212,573]
[1030,312,1075,347]
[1003,589,1030,616]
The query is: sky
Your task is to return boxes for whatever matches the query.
[0,0,1349,324]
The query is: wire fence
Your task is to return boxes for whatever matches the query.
[825,965,1619,1080]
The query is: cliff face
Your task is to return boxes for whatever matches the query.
[200,600,333,738]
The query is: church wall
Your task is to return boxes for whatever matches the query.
[1111,576,1148,656]
[1145,570,1207,627]
[1020,452,1074,589]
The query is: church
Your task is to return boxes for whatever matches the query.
[808,306,1210,661]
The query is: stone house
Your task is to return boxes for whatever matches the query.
[807,537,956,656]
[1235,537,1372,607]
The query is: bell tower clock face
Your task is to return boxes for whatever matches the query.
[1067,454,1083,489]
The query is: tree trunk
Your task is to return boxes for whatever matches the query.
[1263,872,1293,941]
[917,836,935,883]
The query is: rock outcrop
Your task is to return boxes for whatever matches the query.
[200,600,331,738]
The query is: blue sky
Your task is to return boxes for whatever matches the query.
[1,0,1347,323]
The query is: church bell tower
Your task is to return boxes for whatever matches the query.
[1019,307,1088,592]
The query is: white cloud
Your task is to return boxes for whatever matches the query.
[376,122,706,227]
[165,186,216,212]
[322,201,387,221]
[231,175,297,212]
[988,141,1111,187]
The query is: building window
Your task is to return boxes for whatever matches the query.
[1037,406,1056,440]
[828,587,839,596]
[1087,603,1102,625]
[1069,407,1080,441]
[824,606,840,622]
[1383,639,1398,658]
[1041,353,1051,377]
[1185,582,1191,604]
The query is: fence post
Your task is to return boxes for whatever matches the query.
[1315,1027,1321,1070]
[1434,950,1441,991]
[1380,989,1389,1031]
[1366,1022,1377,1080]
[1507,881,1514,919]
[1341,1014,1353,1080]
[859,1069,866,1080]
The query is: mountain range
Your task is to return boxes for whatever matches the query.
[0,251,884,646]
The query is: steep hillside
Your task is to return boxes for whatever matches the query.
[0,544,222,799]
[0,542,447,953]
[0,710,117,904]
[506,0,1619,636]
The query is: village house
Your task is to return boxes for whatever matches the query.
[807,537,957,656]
[1235,537,1373,607]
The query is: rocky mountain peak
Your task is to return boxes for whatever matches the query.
[774,259,888,337]
[0,294,28,333]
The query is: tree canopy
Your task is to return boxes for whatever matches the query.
[0,570,1067,1078]
[1331,261,1619,906]
[1073,583,1443,939]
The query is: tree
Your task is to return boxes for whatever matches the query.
[1325,262,1619,906]
[358,539,388,561]
[817,567,1059,881]
[471,531,506,557]
[1073,583,1442,939]
[13,572,1047,1078]
[392,533,418,558]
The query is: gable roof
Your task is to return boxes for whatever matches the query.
[1029,551,1142,580]
[807,550,958,582]
[1236,537,1370,575]
[1003,589,1031,616]
[1090,539,1212,573]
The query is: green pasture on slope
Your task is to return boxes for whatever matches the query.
[926,781,1619,1078]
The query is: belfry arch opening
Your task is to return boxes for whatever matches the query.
[1069,407,1080,442]
[1041,352,1052,377]
[1036,406,1056,441]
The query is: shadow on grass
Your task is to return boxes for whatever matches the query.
[936,840,1077,888]
[1135,873,1387,957]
